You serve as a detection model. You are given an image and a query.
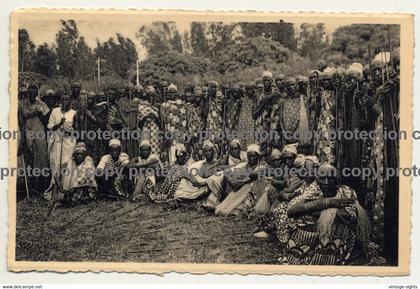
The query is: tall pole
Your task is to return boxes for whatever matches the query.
[97,57,101,84]
[136,59,140,86]
[387,25,394,71]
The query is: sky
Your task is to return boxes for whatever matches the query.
[19,19,341,60]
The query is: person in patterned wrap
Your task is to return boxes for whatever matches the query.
[280,163,373,265]
[160,83,188,165]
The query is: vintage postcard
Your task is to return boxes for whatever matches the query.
[7,9,413,275]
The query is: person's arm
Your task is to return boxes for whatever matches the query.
[287,197,355,218]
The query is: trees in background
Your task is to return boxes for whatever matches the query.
[18,21,400,92]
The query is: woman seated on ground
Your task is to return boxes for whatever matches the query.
[280,163,372,265]
[128,140,163,202]
[45,142,97,206]
[152,144,193,204]
[253,144,303,215]
[218,138,247,168]
[254,155,319,241]
[173,140,224,202]
[96,138,131,198]
[201,139,248,209]
[214,144,267,216]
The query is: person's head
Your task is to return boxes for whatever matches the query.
[246,144,261,167]
[208,81,219,97]
[244,82,255,98]
[362,65,371,81]
[43,88,56,108]
[109,139,122,160]
[202,140,215,162]
[193,86,203,105]
[281,143,298,168]
[87,91,96,106]
[106,88,117,103]
[160,81,169,95]
[317,163,338,197]
[371,59,384,84]
[270,148,282,168]
[117,88,126,99]
[73,142,87,165]
[28,84,38,102]
[97,91,106,103]
[145,85,156,102]
[320,68,335,90]
[135,84,144,99]
[297,76,308,94]
[229,139,241,159]
[175,144,188,165]
[391,47,400,75]
[309,70,320,87]
[60,94,71,111]
[274,74,285,91]
[167,83,178,100]
[299,156,319,183]
[285,77,297,97]
[18,87,28,100]
[261,71,273,91]
[71,82,81,99]
[139,140,152,159]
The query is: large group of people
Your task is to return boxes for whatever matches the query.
[17,47,400,266]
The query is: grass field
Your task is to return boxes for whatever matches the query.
[15,198,284,264]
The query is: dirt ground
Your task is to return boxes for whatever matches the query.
[15,198,284,264]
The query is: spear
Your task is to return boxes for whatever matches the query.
[387,25,394,72]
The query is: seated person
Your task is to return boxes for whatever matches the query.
[152,144,193,204]
[281,163,371,265]
[96,138,131,197]
[45,142,97,206]
[218,138,247,168]
[215,144,267,216]
[128,140,163,202]
[173,140,224,201]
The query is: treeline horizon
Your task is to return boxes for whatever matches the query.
[18,20,400,92]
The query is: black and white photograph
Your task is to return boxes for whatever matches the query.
[7,10,413,274]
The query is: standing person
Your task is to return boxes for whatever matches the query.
[254,71,276,145]
[371,49,400,265]
[47,94,78,187]
[18,84,50,193]
[236,82,256,148]
[160,83,188,165]
[156,80,168,107]
[315,67,337,164]
[278,77,310,146]
[186,86,205,161]
[137,85,161,157]
[70,82,82,111]
[91,91,109,162]
[203,81,224,157]
[341,63,364,194]
[83,91,103,164]
[118,87,140,158]
[274,74,286,96]
[106,88,124,133]
[307,70,322,149]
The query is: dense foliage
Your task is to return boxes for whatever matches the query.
[18,21,400,93]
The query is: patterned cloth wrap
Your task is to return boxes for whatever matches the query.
[138,99,161,156]
[316,89,336,164]
[277,185,363,265]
